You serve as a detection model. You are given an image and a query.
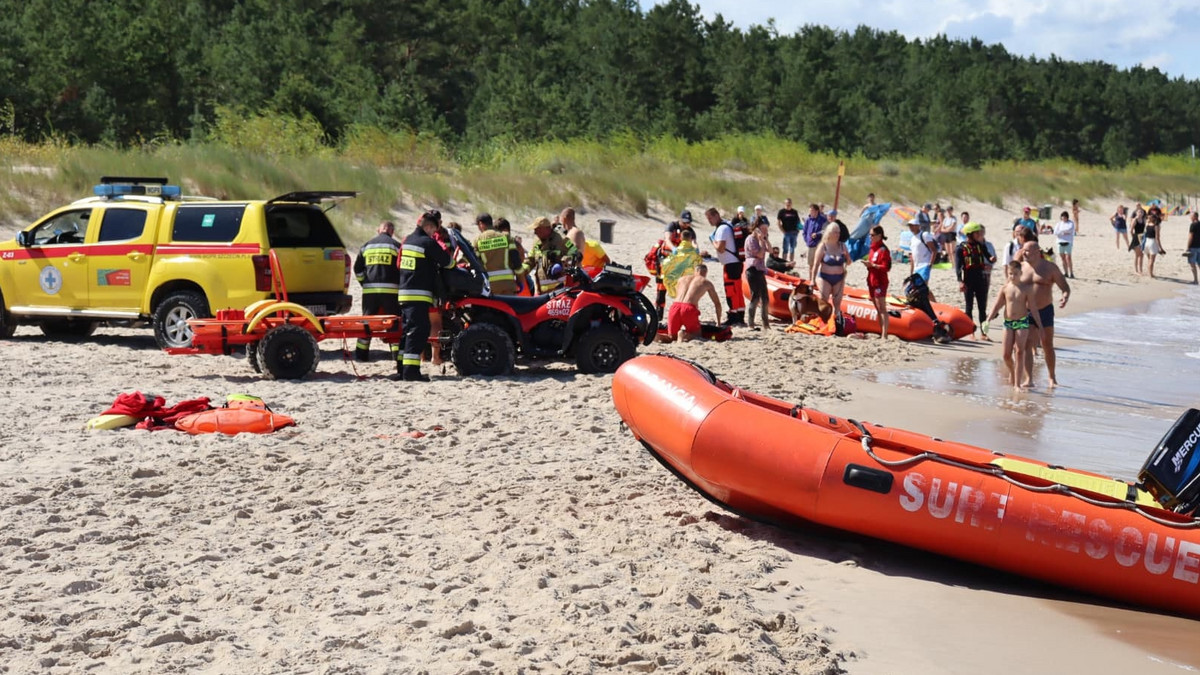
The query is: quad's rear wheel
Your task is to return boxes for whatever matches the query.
[575,323,635,374]
[452,323,515,376]
[257,324,320,380]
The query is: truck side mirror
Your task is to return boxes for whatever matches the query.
[16,231,29,247]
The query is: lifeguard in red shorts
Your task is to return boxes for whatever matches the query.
[664,265,723,342]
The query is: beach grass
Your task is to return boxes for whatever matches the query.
[2,125,1199,242]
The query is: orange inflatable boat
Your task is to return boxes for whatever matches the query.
[612,355,1200,617]
[750,270,974,340]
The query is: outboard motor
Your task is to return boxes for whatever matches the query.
[902,274,952,344]
[1139,409,1200,514]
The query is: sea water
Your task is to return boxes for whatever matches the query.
[866,285,1200,479]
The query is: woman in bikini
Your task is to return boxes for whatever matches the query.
[810,223,849,322]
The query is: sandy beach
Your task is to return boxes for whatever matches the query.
[0,196,1197,673]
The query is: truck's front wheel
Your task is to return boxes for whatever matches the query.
[0,290,16,338]
[154,291,209,349]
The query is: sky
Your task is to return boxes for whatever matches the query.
[672,0,1200,81]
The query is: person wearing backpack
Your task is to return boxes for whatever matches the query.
[707,207,745,326]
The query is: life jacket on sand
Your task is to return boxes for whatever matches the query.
[174,394,295,435]
[786,316,836,336]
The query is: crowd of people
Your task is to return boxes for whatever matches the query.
[649,196,1081,389]
[355,195,1198,385]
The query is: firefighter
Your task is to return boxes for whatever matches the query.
[352,221,401,363]
[473,212,519,295]
[517,217,578,292]
[397,211,454,381]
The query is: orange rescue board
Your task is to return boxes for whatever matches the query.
[612,355,1200,617]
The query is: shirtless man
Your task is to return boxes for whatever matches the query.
[664,264,722,342]
[1016,240,1070,387]
[559,208,587,253]
[986,261,1044,389]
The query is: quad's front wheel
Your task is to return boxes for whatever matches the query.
[257,324,320,380]
[575,324,635,374]
[451,323,515,376]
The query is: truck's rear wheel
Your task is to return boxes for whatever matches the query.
[40,319,97,339]
[154,291,209,349]
[257,324,320,380]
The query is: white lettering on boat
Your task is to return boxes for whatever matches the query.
[898,470,1200,585]
[842,302,878,321]
[635,370,697,411]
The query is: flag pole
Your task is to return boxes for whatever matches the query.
[833,161,845,213]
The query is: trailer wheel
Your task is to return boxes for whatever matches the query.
[246,342,262,373]
[257,324,320,380]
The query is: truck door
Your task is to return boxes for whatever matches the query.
[87,205,156,311]
[13,209,93,310]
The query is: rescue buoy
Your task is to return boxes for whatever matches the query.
[174,408,295,435]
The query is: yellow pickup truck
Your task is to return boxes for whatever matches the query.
[0,177,354,348]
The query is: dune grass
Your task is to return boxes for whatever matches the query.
[2,124,1199,244]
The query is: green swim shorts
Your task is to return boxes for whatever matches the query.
[1004,315,1031,331]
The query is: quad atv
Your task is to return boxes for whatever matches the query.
[440,230,657,376]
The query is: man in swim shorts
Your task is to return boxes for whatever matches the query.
[665,264,722,342]
[1016,240,1070,387]
[987,261,1044,389]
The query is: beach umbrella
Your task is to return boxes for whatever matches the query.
[847,202,892,261]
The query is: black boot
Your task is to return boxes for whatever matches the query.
[402,366,430,382]
[355,348,370,363]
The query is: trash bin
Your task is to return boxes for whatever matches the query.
[598,219,615,244]
[1038,206,1052,221]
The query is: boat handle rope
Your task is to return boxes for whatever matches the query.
[846,418,1200,530]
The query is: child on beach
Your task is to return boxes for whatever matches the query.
[986,261,1044,389]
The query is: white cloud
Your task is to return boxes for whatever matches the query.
[668,0,1200,79]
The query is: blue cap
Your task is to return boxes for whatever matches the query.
[679,210,692,223]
